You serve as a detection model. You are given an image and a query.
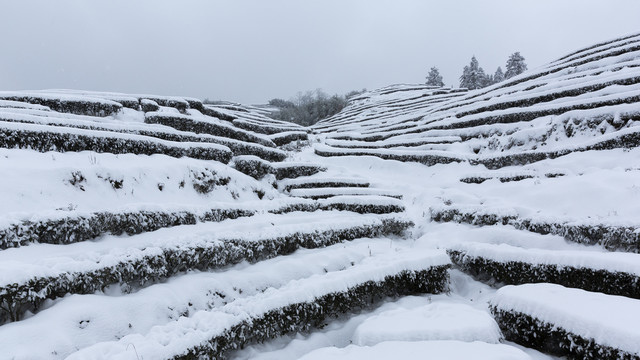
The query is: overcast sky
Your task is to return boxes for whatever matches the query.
[2,0,640,104]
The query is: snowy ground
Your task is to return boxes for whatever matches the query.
[229,136,640,359]
[224,139,633,359]
[2,33,640,359]
[3,120,638,359]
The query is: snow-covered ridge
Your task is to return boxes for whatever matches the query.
[3,32,640,360]
[313,35,640,168]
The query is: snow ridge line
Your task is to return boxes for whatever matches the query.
[268,131,309,146]
[145,113,276,148]
[0,216,414,324]
[67,254,449,360]
[0,112,287,161]
[430,207,640,252]
[447,247,640,299]
[490,284,640,359]
[280,178,370,192]
[0,122,233,163]
[0,207,254,249]
[472,128,640,169]
[0,94,122,117]
[459,172,564,184]
[0,240,401,359]
[428,92,640,131]
[233,155,326,180]
[175,269,449,360]
[231,118,305,135]
[270,196,406,215]
[490,307,637,360]
[288,187,403,200]
[314,145,466,166]
[0,200,406,249]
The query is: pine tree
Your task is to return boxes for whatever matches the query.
[493,67,505,83]
[459,56,487,90]
[482,73,494,88]
[425,67,444,87]
[505,52,527,79]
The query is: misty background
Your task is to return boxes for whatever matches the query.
[2,0,640,104]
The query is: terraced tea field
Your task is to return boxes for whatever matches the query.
[1,33,640,359]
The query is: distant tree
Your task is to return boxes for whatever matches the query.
[459,56,487,90]
[493,67,505,83]
[268,98,295,108]
[482,73,494,88]
[426,67,444,87]
[345,88,367,100]
[505,52,528,79]
[268,89,360,126]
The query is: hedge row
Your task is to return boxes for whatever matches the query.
[202,107,237,121]
[232,119,302,135]
[141,97,190,113]
[1,197,405,250]
[282,181,370,192]
[289,189,403,201]
[269,131,309,146]
[0,126,233,163]
[460,173,564,184]
[274,164,326,180]
[0,95,122,117]
[325,138,459,149]
[270,201,406,215]
[490,308,638,360]
[0,207,254,249]
[314,147,465,166]
[431,94,640,131]
[0,217,413,323]
[0,115,287,162]
[554,33,640,63]
[431,208,640,252]
[454,76,640,120]
[133,129,286,162]
[176,266,450,359]
[460,174,534,184]
[472,129,640,169]
[145,114,275,147]
[233,156,326,180]
[448,250,640,299]
[439,43,640,110]
[337,89,640,145]
[140,99,160,112]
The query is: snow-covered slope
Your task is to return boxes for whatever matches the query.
[2,33,640,360]
[0,88,449,359]
[302,32,640,360]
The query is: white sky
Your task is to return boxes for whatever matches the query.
[2,0,640,104]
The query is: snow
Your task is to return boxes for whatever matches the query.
[289,187,403,199]
[146,111,274,144]
[447,242,640,275]
[491,284,640,355]
[0,238,397,359]
[314,143,468,160]
[0,211,408,286]
[66,248,450,360]
[0,119,232,152]
[1,32,640,360]
[279,176,370,189]
[352,302,502,345]
[298,341,532,360]
[0,148,275,217]
[268,130,308,139]
[318,195,405,208]
[0,91,123,107]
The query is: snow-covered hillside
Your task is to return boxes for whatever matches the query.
[1,33,640,360]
